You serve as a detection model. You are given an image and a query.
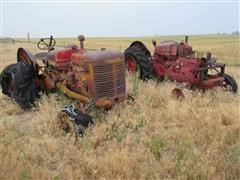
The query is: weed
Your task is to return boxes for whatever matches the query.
[149,137,166,159]
[53,176,61,180]
[19,171,28,180]
[132,73,140,97]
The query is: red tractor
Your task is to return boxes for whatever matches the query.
[1,35,127,135]
[124,36,238,93]
[1,35,126,109]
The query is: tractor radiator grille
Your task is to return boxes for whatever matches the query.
[93,61,125,100]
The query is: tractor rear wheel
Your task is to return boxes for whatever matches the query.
[124,46,153,80]
[223,74,238,93]
[0,62,39,108]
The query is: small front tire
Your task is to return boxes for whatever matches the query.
[223,74,238,93]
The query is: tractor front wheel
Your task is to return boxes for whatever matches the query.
[223,74,238,93]
[124,46,153,80]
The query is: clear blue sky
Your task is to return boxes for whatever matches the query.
[1,1,239,37]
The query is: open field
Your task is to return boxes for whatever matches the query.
[0,35,240,179]
[13,34,240,66]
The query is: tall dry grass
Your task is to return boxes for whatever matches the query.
[0,73,239,179]
[0,37,240,179]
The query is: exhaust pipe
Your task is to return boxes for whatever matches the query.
[185,35,188,43]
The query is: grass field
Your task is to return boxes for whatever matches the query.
[13,34,240,66]
[0,35,240,179]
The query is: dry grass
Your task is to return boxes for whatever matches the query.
[0,36,240,179]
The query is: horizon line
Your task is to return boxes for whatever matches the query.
[1,33,239,39]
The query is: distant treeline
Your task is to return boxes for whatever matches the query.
[216,31,239,35]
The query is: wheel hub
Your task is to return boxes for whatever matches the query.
[126,56,138,73]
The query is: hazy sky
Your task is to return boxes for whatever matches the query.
[1,1,239,37]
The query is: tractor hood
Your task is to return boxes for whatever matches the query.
[82,50,124,63]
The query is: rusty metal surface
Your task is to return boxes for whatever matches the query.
[17,47,38,73]
[83,50,124,62]
[155,41,178,56]
[42,48,126,108]
[83,50,126,107]
[34,52,48,60]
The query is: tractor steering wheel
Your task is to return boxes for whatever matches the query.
[37,37,56,50]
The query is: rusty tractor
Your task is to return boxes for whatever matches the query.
[124,36,238,95]
[0,35,126,134]
[1,35,126,109]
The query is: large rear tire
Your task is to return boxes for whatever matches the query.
[0,62,39,109]
[124,46,153,80]
[223,74,238,93]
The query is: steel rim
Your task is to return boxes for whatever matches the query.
[126,56,138,73]
[222,82,233,92]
